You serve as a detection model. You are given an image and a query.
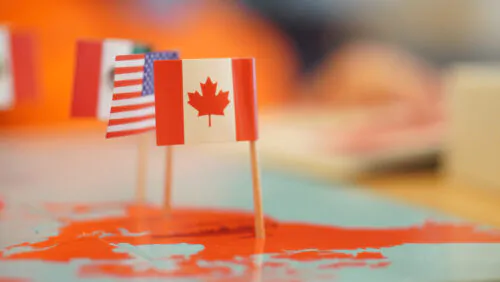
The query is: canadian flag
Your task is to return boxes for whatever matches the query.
[71,39,150,121]
[154,58,258,145]
[0,26,38,110]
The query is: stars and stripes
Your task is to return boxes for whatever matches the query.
[106,51,178,138]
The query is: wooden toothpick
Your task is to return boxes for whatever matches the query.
[249,140,265,239]
[164,146,173,212]
[135,133,149,203]
[252,238,265,281]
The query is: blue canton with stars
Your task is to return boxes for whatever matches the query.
[142,51,179,96]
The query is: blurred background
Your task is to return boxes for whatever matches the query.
[4,0,500,124]
[1,0,499,225]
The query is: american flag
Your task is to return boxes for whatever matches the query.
[106,51,178,138]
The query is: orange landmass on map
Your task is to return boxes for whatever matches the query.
[2,203,500,280]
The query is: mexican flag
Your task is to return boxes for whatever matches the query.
[0,26,38,110]
[71,39,150,121]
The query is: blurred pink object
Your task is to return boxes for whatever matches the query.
[306,41,444,155]
[330,104,444,155]
[312,41,442,107]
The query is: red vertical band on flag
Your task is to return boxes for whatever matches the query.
[154,60,185,145]
[10,33,38,101]
[71,41,102,117]
[232,58,258,141]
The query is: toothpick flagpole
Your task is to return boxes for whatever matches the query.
[164,146,173,212]
[252,237,265,281]
[135,133,148,202]
[249,140,265,239]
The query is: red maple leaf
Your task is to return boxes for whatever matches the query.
[187,77,230,127]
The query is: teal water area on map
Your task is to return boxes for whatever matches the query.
[1,145,499,282]
[2,243,500,282]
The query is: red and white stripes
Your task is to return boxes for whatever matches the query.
[106,54,156,138]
